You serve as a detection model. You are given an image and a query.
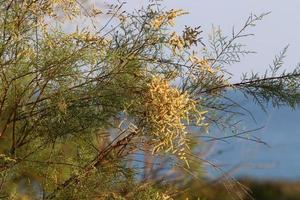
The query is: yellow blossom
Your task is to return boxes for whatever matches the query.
[169,32,185,54]
[48,0,81,20]
[150,9,188,29]
[166,9,188,26]
[135,77,207,164]
[189,55,215,74]
[156,192,174,200]
[151,15,165,29]
[58,99,68,114]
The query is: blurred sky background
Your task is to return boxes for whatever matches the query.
[161,0,300,78]
[118,0,300,180]
[123,0,300,79]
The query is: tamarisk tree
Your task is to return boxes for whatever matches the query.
[0,0,299,199]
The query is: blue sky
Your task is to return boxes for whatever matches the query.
[123,0,300,81]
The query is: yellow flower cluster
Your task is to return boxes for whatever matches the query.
[166,9,188,26]
[58,99,68,114]
[49,0,80,20]
[70,31,108,44]
[0,154,17,163]
[151,15,165,29]
[138,77,207,165]
[169,32,185,54]
[189,55,215,74]
[151,9,188,29]
[155,192,174,200]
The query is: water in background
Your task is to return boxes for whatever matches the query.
[206,93,300,181]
